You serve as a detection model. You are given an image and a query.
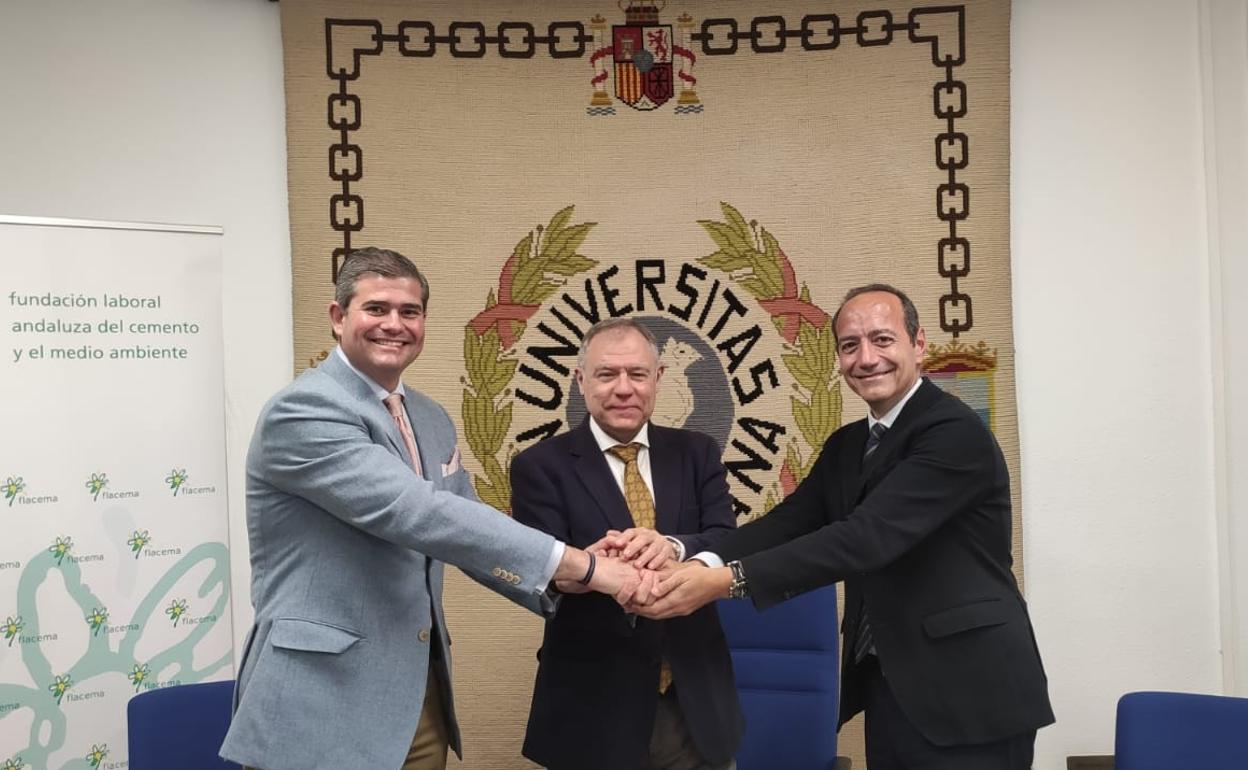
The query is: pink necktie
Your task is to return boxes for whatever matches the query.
[383,393,424,478]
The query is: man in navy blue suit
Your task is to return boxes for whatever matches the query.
[511,317,743,770]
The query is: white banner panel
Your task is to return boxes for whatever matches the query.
[0,216,232,770]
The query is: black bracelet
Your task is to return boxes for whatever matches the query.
[577,552,597,585]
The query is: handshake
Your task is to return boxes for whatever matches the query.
[555,528,731,620]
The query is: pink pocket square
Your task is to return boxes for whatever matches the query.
[441,447,462,476]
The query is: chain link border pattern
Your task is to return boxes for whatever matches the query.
[323,6,972,335]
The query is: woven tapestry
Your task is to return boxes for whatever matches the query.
[280,1,1013,765]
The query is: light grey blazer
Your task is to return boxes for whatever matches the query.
[220,350,556,770]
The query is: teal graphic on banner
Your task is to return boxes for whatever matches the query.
[3,544,232,766]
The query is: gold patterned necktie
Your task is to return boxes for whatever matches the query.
[606,441,671,693]
[383,393,424,478]
[606,442,655,529]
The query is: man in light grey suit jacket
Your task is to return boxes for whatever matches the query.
[220,248,648,770]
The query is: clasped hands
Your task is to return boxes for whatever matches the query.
[565,528,731,620]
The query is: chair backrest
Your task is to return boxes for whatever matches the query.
[1115,690,1248,769]
[717,585,839,770]
[127,680,240,770]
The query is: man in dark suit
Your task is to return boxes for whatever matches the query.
[511,317,744,770]
[633,284,1054,769]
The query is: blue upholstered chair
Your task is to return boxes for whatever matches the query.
[127,680,240,770]
[1115,690,1248,769]
[717,585,841,770]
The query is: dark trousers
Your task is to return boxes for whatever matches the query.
[860,656,1035,770]
[548,686,734,770]
[644,686,735,770]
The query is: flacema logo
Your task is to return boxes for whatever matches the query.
[165,468,187,496]
[85,472,108,501]
[3,616,22,647]
[3,476,24,506]
[48,674,72,705]
[48,536,73,566]
[165,598,188,627]
[85,607,108,637]
[127,529,151,558]
[85,743,108,769]
[84,471,140,502]
[165,468,215,497]
[3,756,26,770]
[129,663,151,692]
[2,475,56,506]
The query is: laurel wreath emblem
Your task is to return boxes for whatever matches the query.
[461,203,841,515]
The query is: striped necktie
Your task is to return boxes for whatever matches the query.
[853,422,888,663]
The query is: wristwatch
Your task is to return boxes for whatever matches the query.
[727,560,750,600]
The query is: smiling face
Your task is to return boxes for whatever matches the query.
[576,326,664,444]
[835,290,926,417]
[329,274,426,391]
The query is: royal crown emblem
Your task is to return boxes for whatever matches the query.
[588,2,701,115]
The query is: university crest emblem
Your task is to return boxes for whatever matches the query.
[461,203,840,521]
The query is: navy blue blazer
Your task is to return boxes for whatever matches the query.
[511,418,744,770]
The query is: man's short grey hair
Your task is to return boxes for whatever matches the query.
[576,317,661,369]
[335,247,430,310]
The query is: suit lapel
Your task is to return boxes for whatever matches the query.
[648,425,680,535]
[320,351,417,470]
[853,377,941,499]
[570,419,635,532]
[401,395,435,481]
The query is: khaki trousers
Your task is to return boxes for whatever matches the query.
[403,666,450,770]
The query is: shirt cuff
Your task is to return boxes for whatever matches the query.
[538,540,566,590]
[689,551,724,569]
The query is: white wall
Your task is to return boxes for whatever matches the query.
[1199,0,1248,697]
[0,0,292,658]
[2,0,1240,766]
[1013,0,1232,764]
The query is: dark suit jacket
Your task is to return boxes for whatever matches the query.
[714,378,1054,747]
[511,418,744,770]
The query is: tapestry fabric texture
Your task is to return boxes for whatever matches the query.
[280,1,1013,765]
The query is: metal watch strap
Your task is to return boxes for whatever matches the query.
[727,560,749,599]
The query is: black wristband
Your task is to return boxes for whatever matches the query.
[577,552,597,585]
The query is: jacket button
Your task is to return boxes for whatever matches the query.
[491,567,502,577]
[418,629,431,642]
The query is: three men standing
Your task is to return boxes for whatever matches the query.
[226,248,1051,770]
